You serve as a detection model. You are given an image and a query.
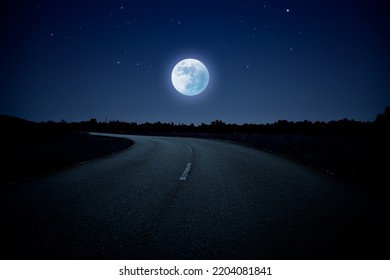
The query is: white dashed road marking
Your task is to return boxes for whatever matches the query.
[180,163,192,181]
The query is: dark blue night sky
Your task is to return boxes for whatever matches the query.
[1,0,389,124]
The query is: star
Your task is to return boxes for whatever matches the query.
[286,9,290,13]
[120,6,124,10]
[117,61,120,64]
[50,33,54,37]
[289,47,293,51]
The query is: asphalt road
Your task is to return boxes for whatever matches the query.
[1,134,388,259]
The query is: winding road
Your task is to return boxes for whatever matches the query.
[1,134,388,259]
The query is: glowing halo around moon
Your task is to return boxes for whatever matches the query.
[171,58,209,96]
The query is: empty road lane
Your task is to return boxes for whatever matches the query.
[1,135,388,259]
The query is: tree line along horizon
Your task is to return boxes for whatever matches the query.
[41,106,390,135]
[1,106,389,136]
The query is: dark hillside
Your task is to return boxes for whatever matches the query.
[0,115,133,185]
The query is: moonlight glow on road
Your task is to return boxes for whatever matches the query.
[171,58,209,96]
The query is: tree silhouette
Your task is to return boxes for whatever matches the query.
[375,106,390,125]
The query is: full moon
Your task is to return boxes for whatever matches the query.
[171,58,209,96]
